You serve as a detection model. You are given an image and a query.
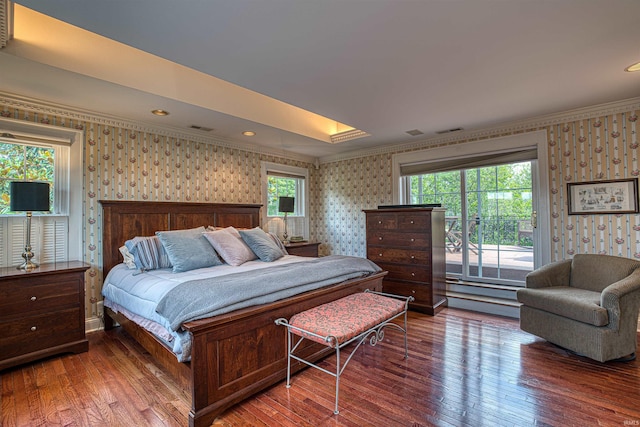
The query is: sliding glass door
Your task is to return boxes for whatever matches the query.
[410,161,535,285]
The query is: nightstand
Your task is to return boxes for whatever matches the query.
[0,261,90,371]
[284,242,320,257]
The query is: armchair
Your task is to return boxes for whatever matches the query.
[517,254,640,362]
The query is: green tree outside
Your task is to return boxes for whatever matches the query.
[0,141,54,214]
[410,162,532,246]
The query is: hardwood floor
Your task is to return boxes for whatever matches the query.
[2,308,639,426]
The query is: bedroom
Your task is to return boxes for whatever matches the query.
[1,1,640,426]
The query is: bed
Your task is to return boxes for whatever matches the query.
[99,200,387,427]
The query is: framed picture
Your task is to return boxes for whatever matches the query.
[567,178,639,215]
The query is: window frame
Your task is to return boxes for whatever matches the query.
[392,130,549,267]
[0,117,83,263]
[261,161,309,239]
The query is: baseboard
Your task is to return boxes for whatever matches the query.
[85,301,105,333]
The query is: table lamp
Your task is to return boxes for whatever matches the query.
[278,196,295,244]
[10,181,50,270]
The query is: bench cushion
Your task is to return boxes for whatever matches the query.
[517,286,608,326]
[289,292,406,347]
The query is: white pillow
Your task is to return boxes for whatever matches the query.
[203,227,257,266]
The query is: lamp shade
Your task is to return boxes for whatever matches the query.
[9,181,50,212]
[278,196,295,213]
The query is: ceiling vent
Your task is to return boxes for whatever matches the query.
[405,129,424,136]
[435,127,464,135]
[190,125,214,132]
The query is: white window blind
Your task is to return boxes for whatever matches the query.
[1,216,69,267]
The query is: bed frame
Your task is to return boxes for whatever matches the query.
[99,200,386,427]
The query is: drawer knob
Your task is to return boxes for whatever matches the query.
[411,272,415,276]
[378,220,382,224]
[31,296,37,301]
[411,255,415,259]
[379,236,383,240]
[410,220,414,224]
[379,253,383,257]
[30,326,37,332]
[410,238,415,242]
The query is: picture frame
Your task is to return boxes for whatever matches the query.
[567,178,639,215]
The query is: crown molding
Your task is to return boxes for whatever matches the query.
[0,91,317,165]
[318,97,640,164]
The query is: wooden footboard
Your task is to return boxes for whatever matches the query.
[105,272,385,427]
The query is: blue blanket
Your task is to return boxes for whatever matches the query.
[156,255,382,331]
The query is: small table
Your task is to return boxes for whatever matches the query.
[284,241,320,257]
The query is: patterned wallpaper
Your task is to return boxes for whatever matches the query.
[1,96,639,323]
[548,111,639,259]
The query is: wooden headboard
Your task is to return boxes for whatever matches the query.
[99,200,261,278]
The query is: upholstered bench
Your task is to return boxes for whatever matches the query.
[275,290,414,414]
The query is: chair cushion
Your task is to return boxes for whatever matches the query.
[517,286,608,326]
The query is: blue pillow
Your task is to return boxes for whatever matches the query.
[124,235,172,270]
[156,226,223,272]
[239,227,286,262]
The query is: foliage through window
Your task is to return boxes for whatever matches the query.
[0,141,54,214]
[410,162,532,246]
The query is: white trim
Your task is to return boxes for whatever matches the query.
[392,129,550,267]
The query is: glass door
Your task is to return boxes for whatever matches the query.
[462,162,534,284]
[410,160,535,285]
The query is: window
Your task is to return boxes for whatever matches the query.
[266,173,305,217]
[261,162,309,240]
[410,162,534,284]
[0,118,83,266]
[0,140,55,214]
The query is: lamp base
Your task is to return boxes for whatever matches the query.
[18,244,38,271]
[17,259,39,271]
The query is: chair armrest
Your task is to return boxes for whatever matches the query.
[600,268,640,330]
[525,259,572,288]
[601,268,640,307]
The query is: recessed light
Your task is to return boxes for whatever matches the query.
[242,131,256,136]
[151,109,169,116]
[624,61,640,72]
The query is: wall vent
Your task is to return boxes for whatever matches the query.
[405,129,424,136]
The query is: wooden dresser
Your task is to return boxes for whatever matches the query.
[364,207,446,315]
[0,261,90,371]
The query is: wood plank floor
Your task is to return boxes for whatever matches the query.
[2,308,640,426]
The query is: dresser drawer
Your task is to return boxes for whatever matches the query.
[0,279,80,319]
[367,212,431,231]
[368,231,431,248]
[376,262,431,282]
[382,279,434,306]
[367,247,430,265]
[0,308,84,359]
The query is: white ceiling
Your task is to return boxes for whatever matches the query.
[3,0,640,160]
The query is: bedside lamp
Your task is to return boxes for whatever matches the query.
[278,196,295,244]
[10,181,50,270]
